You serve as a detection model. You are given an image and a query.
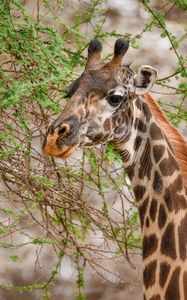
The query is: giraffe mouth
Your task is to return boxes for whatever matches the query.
[43,139,78,159]
[57,145,78,158]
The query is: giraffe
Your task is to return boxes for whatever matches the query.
[43,39,187,300]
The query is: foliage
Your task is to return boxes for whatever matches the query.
[0,0,186,299]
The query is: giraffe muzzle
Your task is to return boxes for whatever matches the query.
[43,121,79,158]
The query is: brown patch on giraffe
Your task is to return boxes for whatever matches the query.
[135,98,141,110]
[159,151,179,177]
[149,198,158,222]
[153,145,165,163]
[173,174,183,191]
[139,138,152,180]
[134,118,147,132]
[103,118,111,131]
[165,267,180,300]
[134,136,142,151]
[126,162,135,180]
[149,295,161,300]
[183,271,187,300]
[159,262,170,288]
[161,222,176,260]
[142,102,152,122]
[152,170,163,193]
[127,107,131,119]
[139,197,149,228]
[143,234,158,259]
[146,217,150,228]
[158,204,167,229]
[164,175,186,213]
[133,185,146,202]
[150,123,163,140]
[143,260,157,289]
[178,213,187,261]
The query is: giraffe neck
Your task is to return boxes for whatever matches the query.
[114,96,187,300]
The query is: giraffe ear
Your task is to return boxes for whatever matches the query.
[134,66,157,95]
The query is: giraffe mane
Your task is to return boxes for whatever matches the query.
[145,93,187,188]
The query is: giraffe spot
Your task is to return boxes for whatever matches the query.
[150,123,163,140]
[159,262,170,288]
[134,136,142,151]
[173,174,183,191]
[103,118,110,131]
[165,267,180,300]
[149,295,161,300]
[91,133,104,142]
[158,204,167,229]
[135,98,141,110]
[139,138,152,180]
[164,175,186,213]
[127,108,131,119]
[149,198,158,222]
[142,102,152,122]
[143,234,158,259]
[174,194,187,212]
[139,197,149,228]
[153,145,165,163]
[159,151,179,177]
[143,260,157,289]
[134,185,146,202]
[153,170,163,193]
[146,217,150,228]
[178,213,187,261]
[135,118,147,132]
[161,222,176,260]
[183,271,187,300]
[126,162,135,180]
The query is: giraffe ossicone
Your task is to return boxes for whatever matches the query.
[43,39,187,300]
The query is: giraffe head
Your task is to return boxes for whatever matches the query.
[43,39,157,158]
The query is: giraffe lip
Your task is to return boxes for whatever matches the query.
[57,145,78,158]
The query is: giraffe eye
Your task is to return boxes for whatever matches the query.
[107,94,124,107]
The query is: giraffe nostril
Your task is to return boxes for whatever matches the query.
[58,123,70,136]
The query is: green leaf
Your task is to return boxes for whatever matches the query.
[9,254,21,262]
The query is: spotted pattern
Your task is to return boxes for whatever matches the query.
[134,185,146,202]
[152,170,163,193]
[158,204,167,229]
[143,260,157,289]
[178,213,187,261]
[159,151,179,176]
[143,234,158,259]
[159,262,170,288]
[153,145,165,163]
[139,197,149,228]
[150,123,163,140]
[149,198,158,222]
[165,267,180,300]
[161,222,176,260]
[139,138,152,179]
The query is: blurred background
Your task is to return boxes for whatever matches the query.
[0,1,186,300]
